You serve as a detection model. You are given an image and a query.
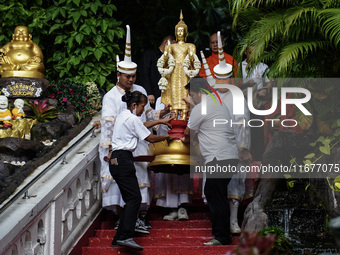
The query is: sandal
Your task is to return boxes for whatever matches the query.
[203,238,222,246]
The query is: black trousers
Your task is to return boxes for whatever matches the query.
[204,158,239,245]
[109,150,141,241]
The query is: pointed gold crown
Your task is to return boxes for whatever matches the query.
[175,10,188,38]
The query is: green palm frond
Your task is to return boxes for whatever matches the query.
[318,8,340,47]
[246,13,285,61]
[283,6,317,40]
[277,40,329,72]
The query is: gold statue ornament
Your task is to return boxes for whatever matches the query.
[0,26,45,79]
[158,11,201,120]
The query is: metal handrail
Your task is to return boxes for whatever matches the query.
[0,127,97,215]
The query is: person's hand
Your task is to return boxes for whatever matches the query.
[239,149,252,163]
[180,136,190,144]
[148,95,155,105]
[257,88,267,98]
[167,135,176,141]
[170,110,177,119]
[182,95,195,107]
[93,120,101,129]
[159,117,174,128]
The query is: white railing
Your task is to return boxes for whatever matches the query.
[0,113,102,255]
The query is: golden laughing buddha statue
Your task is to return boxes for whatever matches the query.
[0,26,45,79]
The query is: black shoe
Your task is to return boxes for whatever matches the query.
[139,215,152,229]
[135,218,150,234]
[110,240,118,247]
[117,238,143,251]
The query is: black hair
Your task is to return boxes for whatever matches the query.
[184,76,211,93]
[122,90,147,108]
[161,35,175,44]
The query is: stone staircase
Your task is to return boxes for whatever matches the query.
[81,200,240,255]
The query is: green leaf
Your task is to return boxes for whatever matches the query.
[334,128,340,137]
[107,29,115,42]
[49,24,60,34]
[55,35,64,44]
[289,157,296,164]
[98,75,106,86]
[332,119,340,128]
[68,37,74,49]
[75,33,84,44]
[73,0,81,7]
[60,8,66,18]
[81,48,88,59]
[319,144,331,155]
[52,8,60,20]
[74,56,81,66]
[91,3,98,14]
[305,184,310,191]
[304,153,315,159]
[84,65,91,74]
[73,11,81,23]
[94,48,102,61]
[80,10,87,17]
[94,35,102,44]
[309,141,316,147]
[101,20,108,33]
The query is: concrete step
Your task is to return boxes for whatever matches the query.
[82,245,237,255]
[100,219,213,229]
[96,228,215,238]
[88,236,239,247]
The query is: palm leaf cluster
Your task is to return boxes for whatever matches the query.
[231,0,340,78]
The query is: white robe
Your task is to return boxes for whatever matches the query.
[100,84,158,213]
[153,97,193,208]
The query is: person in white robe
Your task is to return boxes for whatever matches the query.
[153,97,194,220]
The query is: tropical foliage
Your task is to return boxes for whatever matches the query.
[230,0,340,137]
[24,99,57,122]
[45,0,122,87]
[230,0,340,78]
[47,79,102,121]
[0,0,122,90]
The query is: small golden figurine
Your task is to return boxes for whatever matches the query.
[158,11,200,120]
[0,26,45,79]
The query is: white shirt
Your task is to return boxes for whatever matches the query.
[187,95,238,164]
[111,109,151,152]
[242,60,270,90]
[217,90,251,151]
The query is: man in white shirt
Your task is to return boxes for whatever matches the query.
[98,25,171,233]
[181,77,239,246]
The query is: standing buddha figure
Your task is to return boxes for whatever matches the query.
[159,11,200,120]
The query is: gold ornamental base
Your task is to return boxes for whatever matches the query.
[148,139,202,174]
[1,70,45,79]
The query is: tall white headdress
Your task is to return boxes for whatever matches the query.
[200,50,215,87]
[117,25,137,74]
[213,31,232,79]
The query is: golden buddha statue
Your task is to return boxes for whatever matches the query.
[159,11,200,120]
[0,26,45,79]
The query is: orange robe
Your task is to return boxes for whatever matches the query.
[199,52,238,78]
